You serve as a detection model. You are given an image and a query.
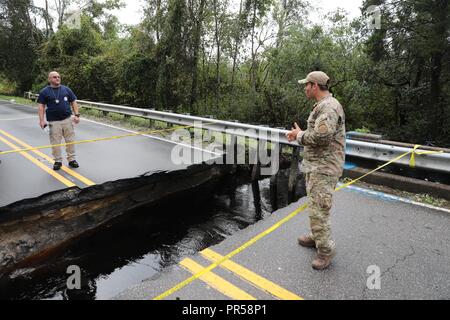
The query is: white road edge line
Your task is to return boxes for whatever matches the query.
[0,116,38,121]
[83,118,224,157]
[0,101,26,107]
[340,183,450,214]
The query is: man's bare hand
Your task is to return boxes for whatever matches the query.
[286,122,302,142]
[40,120,47,130]
[73,116,80,125]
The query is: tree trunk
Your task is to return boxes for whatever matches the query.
[189,0,206,113]
[156,0,161,42]
[276,0,288,49]
[428,0,448,137]
[213,0,221,109]
[250,1,257,92]
[229,0,243,107]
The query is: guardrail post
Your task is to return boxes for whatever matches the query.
[222,132,227,165]
[204,115,215,140]
[124,114,131,120]
[162,111,173,129]
[102,111,109,117]
[270,171,278,210]
[251,178,262,220]
[288,146,301,199]
[251,139,261,182]
[267,139,282,210]
[231,134,238,172]
[229,120,239,172]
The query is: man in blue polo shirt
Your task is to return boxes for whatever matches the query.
[38,71,81,171]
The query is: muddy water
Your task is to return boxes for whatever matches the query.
[0,169,303,300]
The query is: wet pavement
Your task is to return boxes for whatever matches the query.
[0,100,220,208]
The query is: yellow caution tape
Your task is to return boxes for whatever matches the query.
[409,144,444,168]
[0,122,214,156]
[154,202,309,300]
[0,115,444,300]
[154,144,431,300]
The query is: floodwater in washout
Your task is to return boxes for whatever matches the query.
[0,169,303,300]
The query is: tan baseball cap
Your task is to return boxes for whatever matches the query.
[298,71,330,86]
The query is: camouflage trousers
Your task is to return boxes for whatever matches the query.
[49,117,76,163]
[305,172,339,256]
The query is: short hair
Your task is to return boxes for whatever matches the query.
[48,71,60,77]
[318,78,330,91]
[306,81,329,91]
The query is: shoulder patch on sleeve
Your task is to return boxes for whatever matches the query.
[318,123,329,134]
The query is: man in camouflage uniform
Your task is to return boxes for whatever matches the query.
[287,71,346,270]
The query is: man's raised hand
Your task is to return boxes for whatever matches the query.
[286,122,302,142]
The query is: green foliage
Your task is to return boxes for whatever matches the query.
[360,0,450,146]
[355,127,371,134]
[0,74,15,95]
[1,0,449,147]
[0,0,44,93]
[413,194,447,207]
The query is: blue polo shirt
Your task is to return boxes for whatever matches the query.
[38,85,77,122]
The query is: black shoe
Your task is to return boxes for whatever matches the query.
[69,160,79,169]
[53,162,62,171]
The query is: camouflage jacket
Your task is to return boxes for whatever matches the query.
[297,95,346,177]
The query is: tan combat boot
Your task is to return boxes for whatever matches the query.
[298,235,316,248]
[312,251,336,270]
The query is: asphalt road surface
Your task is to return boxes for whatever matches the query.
[2,99,449,300]
[115,180,450,300]
[0,100,220,208]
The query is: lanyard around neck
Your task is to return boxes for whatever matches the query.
[50,86,61,103]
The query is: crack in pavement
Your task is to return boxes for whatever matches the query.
[361,245,417,299]
[381,245,417,279]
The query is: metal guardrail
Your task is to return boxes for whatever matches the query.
[26,92,296,146]
[25,92,450,174]
[346,140,450,174]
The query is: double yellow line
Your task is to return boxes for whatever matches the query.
[178,249,303,300]
[0,129,95,188]
[155,203,309,300]
[200,249,302,300]
[180,258,257,300]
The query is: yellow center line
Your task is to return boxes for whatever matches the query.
[179,258,256,300]
[0,129,96,187]
[0,135,76,188]
[200,249,303,300]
